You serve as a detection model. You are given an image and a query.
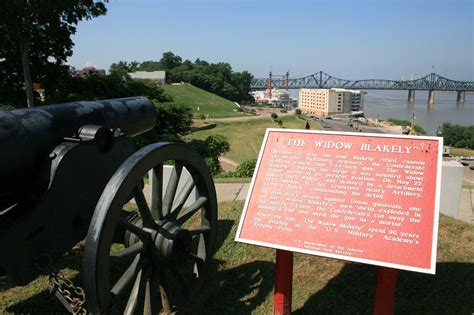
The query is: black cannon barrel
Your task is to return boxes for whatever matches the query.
[0,96,156,206]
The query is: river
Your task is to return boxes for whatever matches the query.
[290,89,473,135]
[363,90,474,135]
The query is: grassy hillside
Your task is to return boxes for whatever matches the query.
[185,116,320,163]
[1,202,473,314]
[162,84,245,118]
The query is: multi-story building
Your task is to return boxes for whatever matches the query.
[298,88,363,115]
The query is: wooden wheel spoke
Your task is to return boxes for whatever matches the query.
[111,242,143,258]
[150,164,163,220]
[124,266,151,315]
[176,197,207,225]
[157,272,173,314]
[189,253,205,264]
[134,187,155,228]
[144,272,159,315]
[118,217,150,240]
[111,254,141,297]
[189,226,211,236]
[190,253,205,279]
[162,162,183,217]
[168,176,197,220]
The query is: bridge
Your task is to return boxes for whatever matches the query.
[251,71,474,103]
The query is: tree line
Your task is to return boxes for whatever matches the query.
[110,52,254,104]
[439,123,474,149]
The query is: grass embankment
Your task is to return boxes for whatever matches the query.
[450,147,474,157]
[1,201,473,314]
[162,84,244,119]
[386,118,427,135]
[186,115,320,163]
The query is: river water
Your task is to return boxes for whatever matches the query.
[363,90,474,135]
[290,89,473,135]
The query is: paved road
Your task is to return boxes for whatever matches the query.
[320,118,387,134]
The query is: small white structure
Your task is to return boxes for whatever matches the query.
[443,146,451,156]
[129,71,166,85]
[439,160,464,220]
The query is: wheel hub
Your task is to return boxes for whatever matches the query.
[152,221,192,263]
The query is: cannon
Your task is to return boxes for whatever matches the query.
[0,97,217,314]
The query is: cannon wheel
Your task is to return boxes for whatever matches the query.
[84,143,217,314]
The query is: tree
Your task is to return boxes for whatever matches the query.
[155,102,193,136]
[135,102,193,148]
[109,61,139,79]
[295,108,302,115]
[188,135,230,174]
[160,52,182,71]
[46,74,170,104]
[0,1,107,107]
[439,123,474,149]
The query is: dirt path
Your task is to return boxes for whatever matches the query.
[213,111,294,122]
[219,156,239,171]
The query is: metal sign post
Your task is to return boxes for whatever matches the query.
[273,250,293,315]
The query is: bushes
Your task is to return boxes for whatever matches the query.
[188,135,230,175]
[220,159,257,178]
[233,159,257,177]
[439,123,474,149]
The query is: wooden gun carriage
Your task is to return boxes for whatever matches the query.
[0,97,217,314]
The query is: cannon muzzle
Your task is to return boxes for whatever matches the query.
[0,97,156,209]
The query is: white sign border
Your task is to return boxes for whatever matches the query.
[235,128,443,275]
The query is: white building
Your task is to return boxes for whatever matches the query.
[298,88,363,115]
[128,71,166,85]
[250,89,297,107]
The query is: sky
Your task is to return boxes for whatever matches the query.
[68,0,474,81]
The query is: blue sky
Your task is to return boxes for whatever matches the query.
[68,0,473,80]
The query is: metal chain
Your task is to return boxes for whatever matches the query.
[49,271,87,315]
[36,254,87,315]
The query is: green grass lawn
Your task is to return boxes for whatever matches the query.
[1,201,473,314]
[185,116,320,163]
[162,84,245,119]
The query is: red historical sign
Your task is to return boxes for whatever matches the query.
[236,129,443,274]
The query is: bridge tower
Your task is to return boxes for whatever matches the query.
[285,71,289,91]
[428,90,435,105]
[268,72,272,100]
[408,90,415,102]
[457,91,465,103]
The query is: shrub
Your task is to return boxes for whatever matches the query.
[188,135,230,175]
[271,112,278,119]
[233,159,257,177]
[295,108,302,115]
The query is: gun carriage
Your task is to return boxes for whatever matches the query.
[0,97,217,314]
